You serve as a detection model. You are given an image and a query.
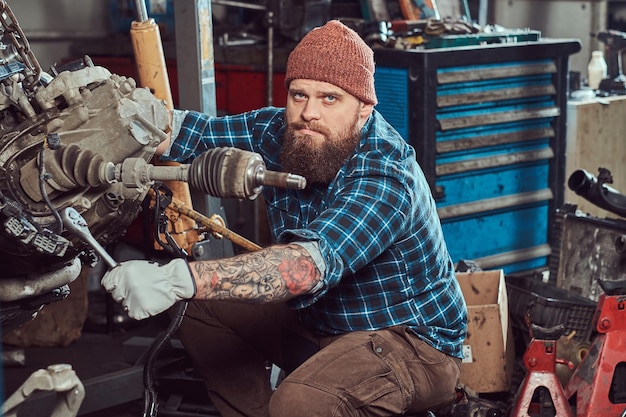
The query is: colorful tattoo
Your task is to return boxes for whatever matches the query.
[192,244,320,302]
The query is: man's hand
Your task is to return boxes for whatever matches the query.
[101,258,196,320]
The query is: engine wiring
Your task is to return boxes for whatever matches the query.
[37,133,63,234]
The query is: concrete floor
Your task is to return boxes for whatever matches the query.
[2,299,218,417]
[3,324,153,416]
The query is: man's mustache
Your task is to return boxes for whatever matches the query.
[290,121,329,136]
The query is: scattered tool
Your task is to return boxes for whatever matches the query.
[61,207,118,269]
[596,30,626,93]
[2,364,85,417]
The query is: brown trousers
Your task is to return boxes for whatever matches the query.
[177,300,461,417]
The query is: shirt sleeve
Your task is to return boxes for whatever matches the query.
[159,108,285,166]
[291,240,327,302]
[161,109,189,158]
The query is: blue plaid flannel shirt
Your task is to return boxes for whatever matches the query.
[162,107,468,358]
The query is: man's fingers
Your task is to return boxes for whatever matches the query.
[101,265,127,295]
[131,311,149,321]
[98,260,175,321]
[125,303,149,320]
[109,288,125,303]
[102,272,125,303]
[100,270,117,291]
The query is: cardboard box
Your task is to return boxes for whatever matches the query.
[456,270,515,393]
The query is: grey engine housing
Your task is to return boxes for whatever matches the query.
[0,3,169,331]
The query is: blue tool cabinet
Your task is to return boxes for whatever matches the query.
[373,40,581,273]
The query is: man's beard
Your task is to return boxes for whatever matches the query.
[280,116,361,185]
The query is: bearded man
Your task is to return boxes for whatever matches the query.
[102,20,467,417]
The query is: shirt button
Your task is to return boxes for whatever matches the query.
[376,347,383,354]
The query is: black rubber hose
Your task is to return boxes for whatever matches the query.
[568,169,626,218]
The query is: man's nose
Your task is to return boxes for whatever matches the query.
[301,100,321,121]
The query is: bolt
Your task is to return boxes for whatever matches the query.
[599,317,611,330]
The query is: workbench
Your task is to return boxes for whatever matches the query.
[546,95,626,303]
[565,95,626,218]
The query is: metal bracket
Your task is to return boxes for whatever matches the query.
[2,363,85,417]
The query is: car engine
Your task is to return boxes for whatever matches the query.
[0,0,308,334]
[0,1,170,332]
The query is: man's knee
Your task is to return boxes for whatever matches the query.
[269,380,343,417]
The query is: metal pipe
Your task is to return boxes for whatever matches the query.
[267,11,274,107]
[162,193,262,252]
[478,0,488,28]
[0,257,81,302]
[568,169,626,218]
[134,0,149,22]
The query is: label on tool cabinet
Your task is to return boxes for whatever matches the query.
[462,345,473,363]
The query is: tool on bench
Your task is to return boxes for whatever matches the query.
[596,30,626,94]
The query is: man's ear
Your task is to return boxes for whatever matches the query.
[360,102,374,121]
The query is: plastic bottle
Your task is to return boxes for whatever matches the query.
[587,50,608,90]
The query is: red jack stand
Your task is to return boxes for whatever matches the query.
[563,282,626,417]
[510,324,575,417]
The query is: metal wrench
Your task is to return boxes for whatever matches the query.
[61,207,118,269]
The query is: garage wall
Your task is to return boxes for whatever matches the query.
[492,0,606,77]
[7,0,110,70]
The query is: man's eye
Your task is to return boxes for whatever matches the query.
[294,92,306,99]
[325,95,336,102]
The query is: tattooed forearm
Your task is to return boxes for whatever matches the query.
[190,244,321,303]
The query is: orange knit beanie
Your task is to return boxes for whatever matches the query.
[284,20,378,105]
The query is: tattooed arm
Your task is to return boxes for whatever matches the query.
[189,243,322,303]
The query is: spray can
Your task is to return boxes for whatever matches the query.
[587,50,608,90]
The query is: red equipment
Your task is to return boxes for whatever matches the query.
[510,324,575,417]
[563,280,626,417]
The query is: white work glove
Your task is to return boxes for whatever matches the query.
[101,258,196,320]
